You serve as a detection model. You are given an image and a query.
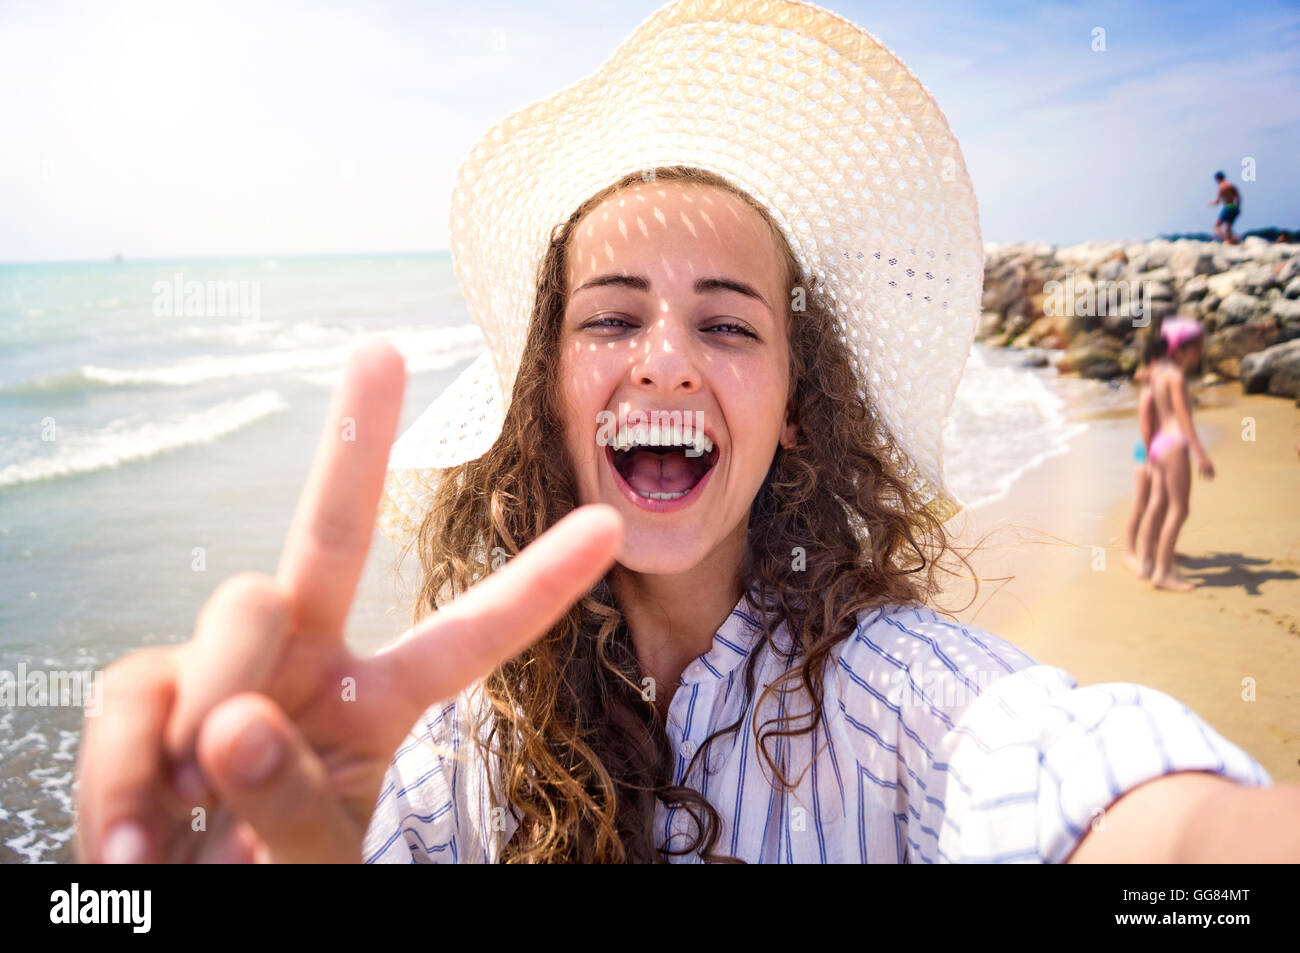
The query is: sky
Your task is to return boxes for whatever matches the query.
[2,0,1297,262]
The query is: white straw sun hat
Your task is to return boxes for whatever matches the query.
[377,0,983,548]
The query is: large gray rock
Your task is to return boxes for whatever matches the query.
[1199,293,1222,321]
[1169,244,1217,278]
[1204,320,1279,379]
[1058,331,1123,379]
[1240,263,1282,295]
[1285,276,1300,299]
[1217,291,1264,325]
[1269,361,1300,398]
[1181,274,1210,301]
[1138,267,1175,287]
[1276,256,1300,286]
[1096,257,1126,283]
[1054,241,1126,273]
[1239,338,1300,393]
[981,268,1025,316]
[1144,281,1174,301]
[1206,266,1252,300]
[1255,244,1298,264]
[1148,299,1178,326]
[1272,298,1300,323]
[1129,246,1172,274]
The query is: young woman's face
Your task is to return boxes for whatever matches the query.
[557,180,796,575]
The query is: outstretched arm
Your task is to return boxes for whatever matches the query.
[1068,771,1300,862]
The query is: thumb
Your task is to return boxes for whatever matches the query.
[197,693,360,863]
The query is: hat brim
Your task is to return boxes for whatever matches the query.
[378,350,504,547]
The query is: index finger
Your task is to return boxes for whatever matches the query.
[378,504,624,716]
[276,338,404,637]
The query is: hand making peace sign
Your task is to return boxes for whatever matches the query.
[74,339,624,863]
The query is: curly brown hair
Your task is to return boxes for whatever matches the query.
[407,164,970,862]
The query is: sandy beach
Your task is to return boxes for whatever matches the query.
[945,378,1300,781]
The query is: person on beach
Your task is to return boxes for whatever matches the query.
[1209,171,1242,244]
[1137,318,1215,592]
[73,0,1299,864]
[1122,334,1166,571]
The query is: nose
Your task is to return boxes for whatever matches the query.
[628,316,702,395]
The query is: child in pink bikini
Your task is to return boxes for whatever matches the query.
[1122,334,1166,571]
[1137,318,1215,591]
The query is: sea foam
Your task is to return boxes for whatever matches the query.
[0,390,288,488]
[944,347,1088,510]
[27,322,485,391]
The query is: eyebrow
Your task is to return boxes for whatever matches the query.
[572,273,770,310]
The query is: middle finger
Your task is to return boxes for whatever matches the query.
[275,338,405,638]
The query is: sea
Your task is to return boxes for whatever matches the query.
[0,253,1120,862]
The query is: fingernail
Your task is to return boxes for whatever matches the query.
[226,718,283,788]
[102,821,150,864]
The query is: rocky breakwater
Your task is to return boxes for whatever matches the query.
[978,237,1300,404]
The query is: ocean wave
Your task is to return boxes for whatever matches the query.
[79,323,483,387]
[1,323,484,394]
[173,319,289,346]
[944,347,1088,510]
[0,390,287,488]
[0,371,96,398]
[293,342,485,387]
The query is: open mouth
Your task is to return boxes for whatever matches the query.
[603,428,720,508]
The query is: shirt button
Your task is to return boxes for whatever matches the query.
[679,740,698,759]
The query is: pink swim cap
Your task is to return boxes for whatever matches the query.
[1161,317,1203,353]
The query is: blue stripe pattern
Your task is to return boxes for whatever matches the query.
[361,599,1273,863]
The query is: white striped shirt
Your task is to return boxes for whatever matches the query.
[362,599,1271,863]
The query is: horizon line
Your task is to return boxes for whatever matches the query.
[0,249,453,268]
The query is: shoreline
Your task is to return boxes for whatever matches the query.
[945,380,1300,780]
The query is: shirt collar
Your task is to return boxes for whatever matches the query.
[677,593,767,686]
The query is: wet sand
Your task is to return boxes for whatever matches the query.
[943,380,1300,781]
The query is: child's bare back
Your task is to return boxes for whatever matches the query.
[1149,359,1187,450]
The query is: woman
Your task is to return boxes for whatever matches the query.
[74,0,1295,864]
[1136,318,1215,592]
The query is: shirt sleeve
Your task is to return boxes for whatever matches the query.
[929,666,1271,863]
[835,604,1272,864]
[361,699,464,864]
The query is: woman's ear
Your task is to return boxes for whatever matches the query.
[779,408,798,450]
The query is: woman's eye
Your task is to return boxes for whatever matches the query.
[582,315,635,330]
[704,322,758,339]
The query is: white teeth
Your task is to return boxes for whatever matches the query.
[634,488,688,501]
[604,418,716,456]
